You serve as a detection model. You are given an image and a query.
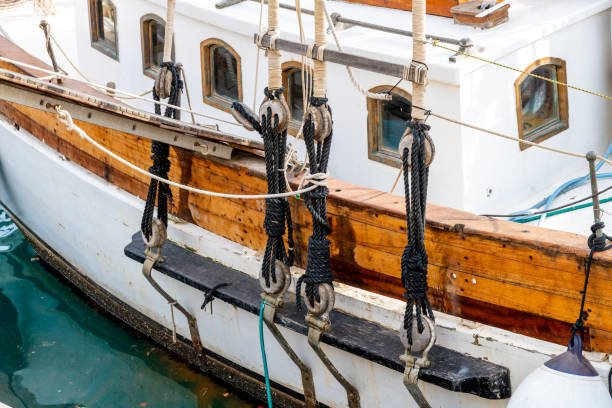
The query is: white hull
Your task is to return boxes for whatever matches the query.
[1,106,611,407]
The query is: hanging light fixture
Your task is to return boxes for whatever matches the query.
[508,334,611,407]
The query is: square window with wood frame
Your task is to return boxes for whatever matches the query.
[88,0,118,60]
[367,87,412,168]
[201,39,242,113]
[140,15,174,78]
[515,58,568,150]
[282,63,313,136]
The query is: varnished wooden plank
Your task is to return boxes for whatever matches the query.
[5,91,612,351]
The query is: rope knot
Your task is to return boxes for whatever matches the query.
[310,97,328,107]
[263,198,287,237]
[296,237,332,310]
[406,121,431,132]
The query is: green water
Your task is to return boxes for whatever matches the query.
[0,208,257,408]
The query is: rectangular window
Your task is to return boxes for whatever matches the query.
[367,87,412,168]
[211,45,239,100]
[281,63,312,136]
[201,39,242,113]
[515,58,568,150]
[88,0,118,60]
[141,15,173,78]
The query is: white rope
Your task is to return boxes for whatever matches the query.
[49,33,91,82]
[163,0,176,62]
[34,0,56,16]
[388,106,612,194]
[322,1,390,101]
[54,107,327,199]
[411,0,427,121]
[312,0,327,98]
[178,65,196,124]
[252,0,265,110]
[0,56,242,128]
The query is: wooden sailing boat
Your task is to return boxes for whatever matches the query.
[0,0,611,406]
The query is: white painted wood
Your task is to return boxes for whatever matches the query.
[1,115,611,407]
[67,0,612,228]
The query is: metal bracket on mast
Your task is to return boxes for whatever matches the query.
[142,219,204,358]
[305,284,361,408]
[260,261,318,407]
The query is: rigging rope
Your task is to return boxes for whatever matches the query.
[400,123,434,345]
[321,0,390,101]
[0,56,242,128]
[570,222,612,339]
[53,106,327,200]
[295,97,334,309]
[429,40,612,102]
[295,0,335,310]
[141,62,182,240]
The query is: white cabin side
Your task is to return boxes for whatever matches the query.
[72,0,612,218]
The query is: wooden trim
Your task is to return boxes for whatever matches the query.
[340,0,460,18]
[88,0,119,61]
[3,39,612,352]
[514,57,569,151]
[200,38,242,114]
[140,14,175,79]
[281,61,312,137]
[366,85,411,168]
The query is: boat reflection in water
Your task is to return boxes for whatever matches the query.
[0,207,255,408]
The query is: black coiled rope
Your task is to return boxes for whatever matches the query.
[571,221,612,340]
[141,62,183,241]
[401,121,434,345]
[231,88,295,288]
[295,97,333,310]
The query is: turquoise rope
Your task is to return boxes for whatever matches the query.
[259,300,273,408]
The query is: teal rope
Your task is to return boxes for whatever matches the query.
[259,300,273,408]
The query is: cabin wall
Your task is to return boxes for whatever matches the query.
[459,10,612,215]
[73,0,466,210]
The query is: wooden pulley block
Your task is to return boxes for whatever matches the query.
[307,104,332,141]
[400,315,435,354]
[259,96,289,132]
[303,283,335,317]
[141,218,167,249]
[230,101,257,131]
[398,128,435,168]
[154,67,173,100]
[259,260,290,295]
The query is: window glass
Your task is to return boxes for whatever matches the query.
[520,64,560,139]
[287,69,305,120]
[379,93,412,153]
[97,0,116,44]
[149,20,165,69]
[211,46,239,100]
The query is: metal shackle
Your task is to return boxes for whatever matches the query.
[398,128,435,169]
[142,218,167,249]
[259,260,290,295]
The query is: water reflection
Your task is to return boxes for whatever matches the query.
[0,208,255,408]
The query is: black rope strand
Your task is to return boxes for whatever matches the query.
[141,62,183,240]
[295,97,334,310]
[401,121,434,345]
[232,88,294,288]
[571,221,612,339]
